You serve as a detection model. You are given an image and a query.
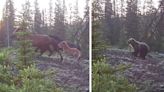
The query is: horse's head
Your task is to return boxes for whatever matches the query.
[11,27,22,39]
[12,27,31,40]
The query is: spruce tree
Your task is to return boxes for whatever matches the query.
[126,0,139,39]
[34,0,42,33]
[2,0,15,46]
[54,0,66,39]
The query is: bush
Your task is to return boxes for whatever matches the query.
[92,59,137,92]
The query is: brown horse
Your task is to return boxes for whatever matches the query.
[13,28,63,61]
[58,41,81,60]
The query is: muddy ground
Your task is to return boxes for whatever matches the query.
[106,49,164,92]
[35,55,89,92]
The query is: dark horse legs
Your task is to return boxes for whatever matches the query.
[39,49,46,56]
[35,46,63,61]
[48,49,53,57]
[58,50,63,61]
[35,48,39,52]
[39,48,53,57]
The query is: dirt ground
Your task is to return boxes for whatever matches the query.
[106,49,164,92]
[35,55,89,92]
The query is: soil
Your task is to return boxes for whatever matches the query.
[35,55,89,92]
[106,49,164,92]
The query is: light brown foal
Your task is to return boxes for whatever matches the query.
[58,41,81,61]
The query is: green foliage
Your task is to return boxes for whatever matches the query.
[17,65,62,92]
[92,0,109,62]
[0,49,9,64]
[0,63,62,92]
[20,65,44,79]
[15,30,34,69]
[92,58,137,92]
[138,80,155,92]
[0,65,13,85]
[92,31,108,62]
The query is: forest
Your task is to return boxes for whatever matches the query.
[93,0,164,51]
[92,0,164,92]
[0,0,89,92]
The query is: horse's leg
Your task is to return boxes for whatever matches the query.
[77,53,81,61]
[48,49,53,57]
[75,51,81,61]
[35,48,39,52]
[39,49,46,56]
[48,44,54,57]
[58,50,63,61]
[72,52,77,58]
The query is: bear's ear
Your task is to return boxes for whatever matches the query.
[129,38,136,43]
[132,38,137,43]
[127,38,133,44]
[132,38,135,41]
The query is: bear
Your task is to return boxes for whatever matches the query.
[127,38,150,59]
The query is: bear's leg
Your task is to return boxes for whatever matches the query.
[139,46,148,60]
[48,48,53,57]
[132,51,138,57]
[139,50,146,59]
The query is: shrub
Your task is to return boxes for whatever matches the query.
[92,59,137,92]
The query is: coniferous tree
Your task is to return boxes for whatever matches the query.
[155,0,164,51]
[48,0,53,31]
[104,0,113,44]
[70,0,82,44]
[140,0,156,41]
[126,0,139,39]
[41,10,48,33]
[80,0,89,58]
[54,0,65,39]
[103,0,122,45]
[144,0,155,15]
[20,0,32,31]
[34,0,42,33]
[2,0,15,46]
[92,0,106,61]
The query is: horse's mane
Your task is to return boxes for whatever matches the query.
[49,35,63,43]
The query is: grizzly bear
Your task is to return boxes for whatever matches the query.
[127,38,150,59]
